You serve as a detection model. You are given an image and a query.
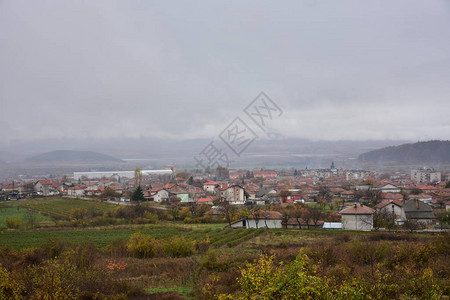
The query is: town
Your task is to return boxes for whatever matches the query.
[1,1,449,298]
[2,163,449,232]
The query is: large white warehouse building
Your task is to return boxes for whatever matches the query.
[73,169,173,180]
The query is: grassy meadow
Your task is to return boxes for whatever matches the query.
[0,197,448,299]
[0,205,52,228]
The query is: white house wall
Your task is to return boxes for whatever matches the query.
[246,219,282,229]
[342,214,373,231]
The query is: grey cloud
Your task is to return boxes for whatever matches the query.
[1,0,449,146]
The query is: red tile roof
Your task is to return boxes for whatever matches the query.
[339,204,375,215]
[196,197,213,203]
[376,199,403,209]
[38,180,53,185]
[249,210,283,219]
[203,181,219,185]
[382,193,404,200]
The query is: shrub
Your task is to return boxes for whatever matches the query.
[27,260,79,299]
[62,244,97,270]
[70,208,88,220]
[236,253,330,299]
[334,233,351,243]
[88,216,123,227]
[195,240,211,254]
[42,239,71,259]
[5,217,21,229]
[164,237,194,258]
[0,264,25,299]
[104,238,128,258]
[127,232,162,258]
[144,211,159,223]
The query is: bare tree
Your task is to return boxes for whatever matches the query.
[301,207,312,229]
[403,219,422,232]
[370,210,395,231]
[307,201,326,227]
[248,207,261,229]
[367,190,383,207]
[219,197,235,227]
[292,204,304,229]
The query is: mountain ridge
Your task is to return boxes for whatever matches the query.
[358,140,450,164]
[25,150,124,163]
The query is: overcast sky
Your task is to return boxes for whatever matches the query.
[1,0,449,146]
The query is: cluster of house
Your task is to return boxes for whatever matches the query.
[1,164,449,231]
[227,198,438,231]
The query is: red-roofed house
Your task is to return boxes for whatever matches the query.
[375,183,401,193]
[340,204,375,231]
[220,185,245,205]
[163,183,177,190]
[382,193,404,201]
[196,197,214,205]
[203,181,219,193]
[34,180,53,196]
[229,171,246,180]
[67,186,86,197]
[253,170,278,179]
[376,200,405,220]
[415,185,439,194]
[149,188,173,202]
[409,193,433,205]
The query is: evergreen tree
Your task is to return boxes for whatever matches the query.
[131,185,145,201]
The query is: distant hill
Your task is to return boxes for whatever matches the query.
[25,150,124,163]
[358,140,450,164]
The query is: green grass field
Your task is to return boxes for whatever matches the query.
[0,224,196,249]
[13,197,117,219]
[0,221,265,250]
[0,205,53,228]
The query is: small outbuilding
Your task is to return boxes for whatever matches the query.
[322,222,343,230]
[229,210,283,229]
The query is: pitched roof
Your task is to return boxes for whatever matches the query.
[196,197,213,203]
[163,183,177,189]
[284,218,324,226]
[382,193,404,200]
[403,199,435,219]
[203,181,218,185]
[409,193,433,200]
[37,180,53,185]
[339,204,375,215]
[415,185,438,191]
[249,210,283,219]
[376,199,403,209]
[256,187,274,198]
